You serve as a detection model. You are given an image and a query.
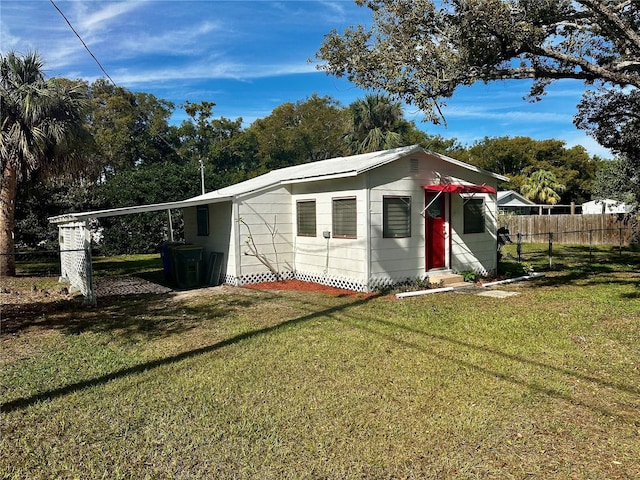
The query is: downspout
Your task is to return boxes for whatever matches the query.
[233,199,241,284]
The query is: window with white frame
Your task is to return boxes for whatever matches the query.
[383,196,411,238]
[332,197,357,238]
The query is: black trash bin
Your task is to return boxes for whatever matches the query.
[158,241,183,281]
[171,245,204,289]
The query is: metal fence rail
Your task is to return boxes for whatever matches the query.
[0,248,95,305]
[0,249,65,277]
[500,228,638,270]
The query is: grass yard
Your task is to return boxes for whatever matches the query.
[1,248,639,479]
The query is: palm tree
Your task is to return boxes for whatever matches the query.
[1,51,90,276]
[344,94,405,154]
[520,170,566,205]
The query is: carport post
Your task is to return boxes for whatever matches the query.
[167,209,174,242]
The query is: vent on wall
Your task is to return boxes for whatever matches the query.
[409,158,419,173]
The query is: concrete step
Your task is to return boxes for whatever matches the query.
[427,272,465,286]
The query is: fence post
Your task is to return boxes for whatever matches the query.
[619,227,623,257]
[548,232,553,269]
[517,233,522,262]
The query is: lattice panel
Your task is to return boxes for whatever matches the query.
[59,223,92,301]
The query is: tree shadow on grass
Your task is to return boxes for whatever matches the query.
[339,314,639,421]
[499,248,640,293]
[1,293,379,413]
[1,288,258,340]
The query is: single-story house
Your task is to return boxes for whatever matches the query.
[497,190,536,214]
[582,199,633,214]
[51,145,508,295]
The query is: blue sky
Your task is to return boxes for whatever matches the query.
[1,0,611,157]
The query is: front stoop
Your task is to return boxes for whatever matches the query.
[427,271,465,286]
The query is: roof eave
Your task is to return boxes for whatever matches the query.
[49,196,232,225]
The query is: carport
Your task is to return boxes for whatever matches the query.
[49,196,230,305]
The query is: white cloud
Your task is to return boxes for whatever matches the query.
[442,105,572,123]
[74,1,147,32]
[115,60,316,85]
[118,21,223,56]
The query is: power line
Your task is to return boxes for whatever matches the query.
[49,0,117,86]
[49,0,197,181]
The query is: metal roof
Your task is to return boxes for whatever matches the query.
[50,145,507,225]
[497,190,536,207]
[189,144,507,202]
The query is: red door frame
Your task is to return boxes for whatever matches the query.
[425,191,448,270]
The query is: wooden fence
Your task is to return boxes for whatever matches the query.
[499,213,638,246]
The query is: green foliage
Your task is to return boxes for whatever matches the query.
[1,51,91,275]
[460,270,477,282]
[465,136,600,203]
[316,1,638,198]
[247,93,349,171]
[317,1,639,122]
[94,162,203,255]
[87,79,176,177]
[592,158,639,208]
[576,88,640,206]
[15,177,95,248]
[520,170,565,205]
[343,94,406,154]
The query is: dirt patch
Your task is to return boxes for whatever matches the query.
[243,279,377,298]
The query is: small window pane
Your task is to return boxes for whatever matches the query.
[332,197,357,238]
[464,199,484,234]
[197,205,209,236]
[383,196,411,238]
[297,200,316,236]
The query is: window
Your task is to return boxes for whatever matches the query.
[332,197,357,238]
[196,205,209,236]
[463,198,485,234]
[296,200,316,236]
[383,196,411,238]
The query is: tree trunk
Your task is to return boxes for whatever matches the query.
[0,160,18,276]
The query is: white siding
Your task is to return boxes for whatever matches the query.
[184,201,234,282]
[291,177,368,290]
[449,193,498,275]
[368,157,428,286]
[236,186,294,283]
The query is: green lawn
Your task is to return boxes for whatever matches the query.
[1,250,639,479]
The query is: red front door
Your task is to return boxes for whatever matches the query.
[425,192,446,270]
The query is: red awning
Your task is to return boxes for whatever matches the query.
[423,183,497,194]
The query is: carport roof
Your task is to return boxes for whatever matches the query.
[49,195,231,224]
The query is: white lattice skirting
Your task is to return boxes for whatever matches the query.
[222,270,427,293]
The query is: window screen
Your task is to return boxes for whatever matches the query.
[463,199,485,234]
[383,196,411,238]
[296,200,316,236]
[332,197,357,238]
[196,205,209,236]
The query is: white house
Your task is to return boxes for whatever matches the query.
[497,190,536,215]
[51,145,508,295]
[582,199,633,214]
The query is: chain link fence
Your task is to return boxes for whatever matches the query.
[499,227,639,271]
[1,247,94,305]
